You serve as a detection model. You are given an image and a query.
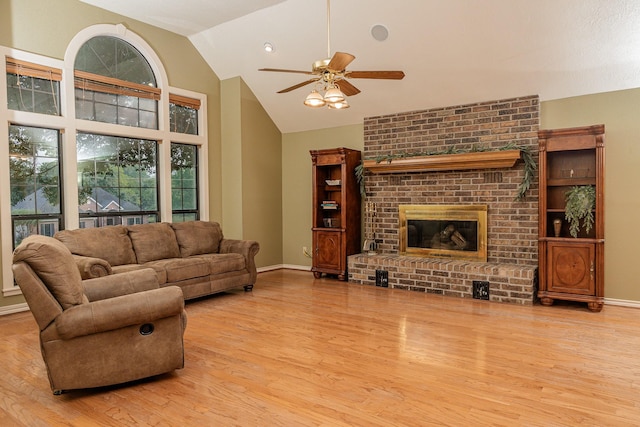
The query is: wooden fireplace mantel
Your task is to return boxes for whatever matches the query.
[362,150,522,174]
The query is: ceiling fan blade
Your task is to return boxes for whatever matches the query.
[346,70,406,79]
[327,52,355,72]
[335,79,361,96]
[277,78,320,93]
[259,68,315,75]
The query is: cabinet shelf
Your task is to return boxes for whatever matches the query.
[547,178,595,186]
[324,185,341,191]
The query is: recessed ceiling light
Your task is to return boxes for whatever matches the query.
[264,42,275,53]
[371,24,389,42]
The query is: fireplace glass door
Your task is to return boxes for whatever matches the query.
[399,205,487,262]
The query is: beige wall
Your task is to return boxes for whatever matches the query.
[541,89,640,301]
[2,0,638,307]
[220,77,283,268]
[281,125,363,267]
[0,0,223,308]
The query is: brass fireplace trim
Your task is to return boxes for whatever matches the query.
[399,204,488,262]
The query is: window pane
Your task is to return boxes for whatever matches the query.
[77,133,159,226]
[75,37,156,86]
[172,212,197,223]
[170,103,198,135]
[9,125,63,247]
[74,36,158,130]
[7,74,60,115]
[171,143,198,219]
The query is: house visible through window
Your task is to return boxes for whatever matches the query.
[9,125,62,247]
[77,132,159,227]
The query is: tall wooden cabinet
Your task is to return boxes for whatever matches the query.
[310,148,361,281]
[538,125,605,312]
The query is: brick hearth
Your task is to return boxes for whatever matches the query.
[348,95,540,304]
[349,254,537,305]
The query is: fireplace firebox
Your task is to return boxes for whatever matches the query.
[399,205,487,262]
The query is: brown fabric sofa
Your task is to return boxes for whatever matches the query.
[53,221,260,300]
[13,235,187,394]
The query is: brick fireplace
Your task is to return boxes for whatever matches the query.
[348,95,539,305]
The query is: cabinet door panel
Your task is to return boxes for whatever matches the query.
[315,231,342,270]
[547,242,595,295]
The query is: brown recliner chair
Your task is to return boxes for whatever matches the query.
[12,234,187,395]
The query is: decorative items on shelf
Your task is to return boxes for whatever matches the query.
[321,200,339,210]
[323,218,340,228]
[564,185,596,238]
[355,142,536,201]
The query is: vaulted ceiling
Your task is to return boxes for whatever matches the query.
[81,0,640,133]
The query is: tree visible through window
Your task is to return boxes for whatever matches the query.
[9,125,62,247]
[77,133,159,227]
[171,143,198,222]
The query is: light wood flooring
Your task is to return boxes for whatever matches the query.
[1,269,640,426]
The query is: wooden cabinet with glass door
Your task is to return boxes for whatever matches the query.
[310,148,361,280]
[538,124,605,311]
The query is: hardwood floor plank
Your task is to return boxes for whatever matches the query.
[1,269,640,426]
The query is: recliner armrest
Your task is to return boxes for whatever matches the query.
[56,286,185,340]
[82,268,159,302]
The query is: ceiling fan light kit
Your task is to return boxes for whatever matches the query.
[303,89,326,108]
[259,0,405,110]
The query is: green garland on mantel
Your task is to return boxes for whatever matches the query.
[355,142,536,201]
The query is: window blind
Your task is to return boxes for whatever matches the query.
[6,57,62,81]
[74,70,161,100]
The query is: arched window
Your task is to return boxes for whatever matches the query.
[74,36,160,227]
[1,24,208,295]
[74,36,159,129]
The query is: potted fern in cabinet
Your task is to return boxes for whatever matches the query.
[537,124,605,311]
[310,148,361,280]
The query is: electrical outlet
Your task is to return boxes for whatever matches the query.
[302,246,312,258]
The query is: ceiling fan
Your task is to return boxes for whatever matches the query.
[259,0,405,109]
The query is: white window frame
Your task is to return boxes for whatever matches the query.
[0,24,208,296]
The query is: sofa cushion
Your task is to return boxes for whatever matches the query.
[196,253,246,275]
[145,258,210,283]
[13,235,85,309]
[127,223,181,264]
[54,226,136,267]
[170,221,223,257]
[112,263,167,285]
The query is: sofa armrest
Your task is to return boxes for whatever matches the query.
[82,268,159,302]
[219,239,260,284]
[73,254,112,280]
[55,286,185,340]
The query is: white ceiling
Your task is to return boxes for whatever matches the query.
[81,0,640,133]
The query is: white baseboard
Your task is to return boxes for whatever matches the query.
[0,302,29,316]
[603,298,640,309]
[257,264,311,273]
